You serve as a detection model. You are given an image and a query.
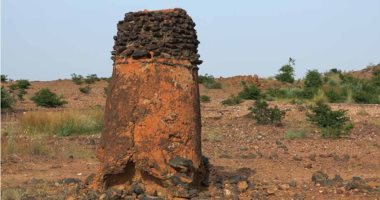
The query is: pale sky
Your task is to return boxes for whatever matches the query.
[2,0,380,80]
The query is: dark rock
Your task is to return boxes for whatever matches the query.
[311,171,332,186]
[345,176,370,191]
[293,155,303,161]
[85,173,96,185]
[59,178,82,185]
[308,153,316,161]
[169,156,193,172]
[132,50,151,59]
[133,184,145,195]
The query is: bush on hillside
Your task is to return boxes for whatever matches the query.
[79,85,91,94]
[221,95,243,106]
[307,101,353,138]
[200,95,211,103]
[17,88,27,101]
[198,74,222,89]
[275,64,295,83]
[1,74,8,82]
[31,88,67,108]
[304,70,323,89]
[238,83,261,100]
[71,73,84,85]
[84,74,100,84]
[248,100,286,125]
[10,79,31,90]
[1,87,15,109]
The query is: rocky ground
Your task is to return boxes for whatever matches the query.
[1,78,380,199]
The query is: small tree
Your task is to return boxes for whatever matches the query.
[307,102,353,138]
[84,74,100,84]
[31,88,67,107]
[1,75,8,82]
[275,58,295,83]
[304,70,323,89]
[249,100,286,125]
[1,87,15,109]
[71,73,84,85]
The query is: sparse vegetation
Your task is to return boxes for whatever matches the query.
[84,74,100,84]
[20,109,103,136]
[17,88,27,101]
[79,85,91,94]
[248,100,286,125]
[15,79,31,89]
[198,74,222,89]
[238,82,261,100]
[31,88,67,107]
[200,95,211,102]
[284,129,308,140]
[307,101,353,138]
[1,86,15,109]
[221,95,243,106]
[71,73,84,85]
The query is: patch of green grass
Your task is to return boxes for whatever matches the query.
[284,130,308,140]
[1,188,26,200]
[200,95,211,103]
[20,109,103,136]
[221,95,243,106]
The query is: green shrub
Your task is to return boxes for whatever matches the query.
[79,85,91,94]
[304,70,323,89]
[9,84,18,90]
[238,83,261,100]
[16,80,31,89]
[306,102,353,138]
[17,88,27,101]
[1,74,8,82]
[31,88,67,108]
[71,73,84,85]
[324,88,348,103]
[200,95,211,102]
[221,95,243,106]
[198,74,222,89]
[285,130,307,140]
[248,100,286,125]
[1,87,15,109]
[84,74,100,84]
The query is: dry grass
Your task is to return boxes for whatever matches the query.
[20,108,103,136]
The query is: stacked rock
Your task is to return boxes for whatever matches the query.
[94,8,207,199]
[111,8,202,65]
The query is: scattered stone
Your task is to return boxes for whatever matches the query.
[304,163,312,169]
[59,178,82,185]
[237,181,249,192]
[293,193,305,200]
[308,153,316,161]
[293,155,303,161]
[278,183,290,190]
[266,185,277,195]
[311,171,332,186]
[289,180,297,187]
[345,176,370,191]
[342,154,350,162]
